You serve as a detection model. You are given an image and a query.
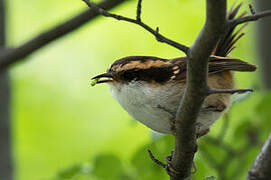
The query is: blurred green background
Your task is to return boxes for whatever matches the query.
[4,0,271,179]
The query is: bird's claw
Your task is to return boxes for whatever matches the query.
[165,151,180,177]
[165,150,197,177]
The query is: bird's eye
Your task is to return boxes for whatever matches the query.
[123,71,136,81]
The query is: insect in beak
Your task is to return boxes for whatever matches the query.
[91,72,113,85]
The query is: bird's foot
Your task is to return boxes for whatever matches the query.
[165,151,197,177]
[165,151,181,177]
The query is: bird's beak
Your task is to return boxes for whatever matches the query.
[91,72,113,84]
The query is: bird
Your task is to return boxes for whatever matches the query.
[91,3,257,137]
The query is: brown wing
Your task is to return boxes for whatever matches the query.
[208,55,257,73]
[169,56,257,81]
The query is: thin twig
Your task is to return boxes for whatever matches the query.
[81,0,190,54]
[147,149,167,168]
[171,1,228,179]
[0,0,127,71]
[191,162,197,174]
[249,4,256,15]
[247,134,271,180]
[136,0,142,22]
[230,10,271,27]
[208,88,253,95]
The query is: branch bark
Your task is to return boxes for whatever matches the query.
[0,0,127,71]
[230,10,271,27]
[171,0,227,179]
[0,0,12,179]
[247,134,271,180]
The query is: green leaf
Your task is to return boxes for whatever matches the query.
[56,163,91,180]
[92,154,125,180]
[256,93,271,123]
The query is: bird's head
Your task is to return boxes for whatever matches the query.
[91,56,180,86]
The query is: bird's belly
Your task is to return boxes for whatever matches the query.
[109,82,178,133]
[123,102,174,134]
[196,111,223,134]
[109,82,226,134]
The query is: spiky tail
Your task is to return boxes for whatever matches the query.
[212,2,247,57]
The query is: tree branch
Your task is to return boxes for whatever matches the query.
[247,134,271,180]
[171,0,227,179]
[0,0,12,179]
[230,10,271,27]
[136,0,142,22]
[147,149,167,168]
[0,0,128,71]
[81,0,190,55]
[207,88,253,95]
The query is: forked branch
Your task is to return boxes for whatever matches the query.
[230,9,271,27]
[208,88,253,95]
[136,0,142,22]
[0,0,127,71]
[82,0,190,54]
[247,134,271,180]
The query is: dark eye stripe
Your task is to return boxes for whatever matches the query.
[117,67,174,83]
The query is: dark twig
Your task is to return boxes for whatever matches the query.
[171,1,228,179]
[157,105,175,117]
[81,0,190,54]
[0,0,127,71]
[136,0,142,22]
[147,149,167,168]
[0,0,12,179]
[247,134,271,180]
[191,162,197,174]
[249,4,256,15]
[208,88,253,95]
[230,10,271,27]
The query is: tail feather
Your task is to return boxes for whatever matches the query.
[213,2,248,57]
[209,56,257,73]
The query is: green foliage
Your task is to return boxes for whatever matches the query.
[131,135,173,180]
[54,136,172,180]
[203,176,215,180]
[52,92,271,180]
[92,154,130,180]
[10,0,269,180]
[56,164,92,180]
